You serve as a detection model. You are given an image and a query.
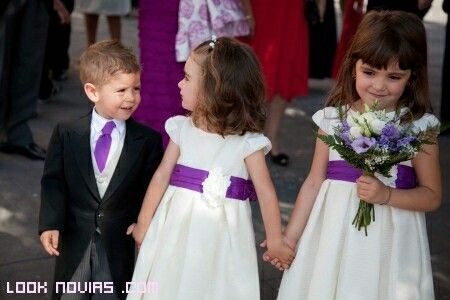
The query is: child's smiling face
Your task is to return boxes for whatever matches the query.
[86,71,141,120]
[178,56,203,111]
[355,59,411,111]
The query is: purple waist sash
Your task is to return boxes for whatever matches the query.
[326,160,416,189]
[169,164,257,201]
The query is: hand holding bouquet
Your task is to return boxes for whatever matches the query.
[318,102,439,235]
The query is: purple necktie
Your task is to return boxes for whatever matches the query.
[94,121,116,173]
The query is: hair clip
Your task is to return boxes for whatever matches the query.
[209,35,217,49]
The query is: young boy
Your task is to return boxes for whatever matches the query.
[39,40,163,299]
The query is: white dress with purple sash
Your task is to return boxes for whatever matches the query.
[127,116,271,300]
[277,107,439,300]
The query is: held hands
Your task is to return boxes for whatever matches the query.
[126,222,148,249]
[356,175,391,205]
[260,236,296,271]
[40,230,60,256]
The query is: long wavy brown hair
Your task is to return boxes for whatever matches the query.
[190,37,266,136]
[327,11,430,122]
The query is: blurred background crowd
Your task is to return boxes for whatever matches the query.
[1,0,448,163]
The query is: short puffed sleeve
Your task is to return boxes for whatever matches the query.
[311,107,341,135]
[411,113,441,133]
[243,133,272,158]
[165,115,187,145]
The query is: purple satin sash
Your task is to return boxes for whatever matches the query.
[169,164,257,201]
[326,160,416,189]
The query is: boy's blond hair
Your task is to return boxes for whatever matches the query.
[79,40,141,86]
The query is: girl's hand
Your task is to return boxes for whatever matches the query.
[129,222,149,249]
[266,239,295,268]
[261,236,297,270]
[260,235,297,259]
[356,175,391,204]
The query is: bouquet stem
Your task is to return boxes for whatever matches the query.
[352,171,375,236]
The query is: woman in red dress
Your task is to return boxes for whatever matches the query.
[241,0,309,166]
[332,0,364,79]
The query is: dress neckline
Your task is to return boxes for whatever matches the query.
[189,118,222,136]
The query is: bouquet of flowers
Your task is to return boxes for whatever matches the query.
[318,102,440,235]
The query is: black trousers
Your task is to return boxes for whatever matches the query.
[39,0,74,99]
[0,0,48,145]
[57,232,120,300]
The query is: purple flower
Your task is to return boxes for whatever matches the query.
[351,137,376,154]
[397,136,417,148]
[339,132,353,146]
[341,120,350,132]
[378,135,391,147]
[381,124,400,139]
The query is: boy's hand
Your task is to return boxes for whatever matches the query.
[356,175,390,204]
[40,230,60,256]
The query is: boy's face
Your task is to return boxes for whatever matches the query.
[355,59,411,111]
[85,72,141,120]
[178,56,202,111]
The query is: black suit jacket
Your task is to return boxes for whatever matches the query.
[39,114,163,295]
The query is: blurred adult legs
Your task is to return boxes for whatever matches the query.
[0,0,48,160]
[106,15,121,41]
[265,94,288,155]
[84,13,121,46]
[84,13,99,46]
[40,0,74,101]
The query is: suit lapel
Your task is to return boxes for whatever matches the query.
[101,119,146,203]
[70,114,101,201]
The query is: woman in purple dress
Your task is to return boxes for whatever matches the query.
[134,0,185,146]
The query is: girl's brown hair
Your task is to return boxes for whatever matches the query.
[328,11,430,121]
[190,37,266,136]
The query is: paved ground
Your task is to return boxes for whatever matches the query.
[0,2,449,299]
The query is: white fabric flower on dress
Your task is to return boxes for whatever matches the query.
[202,167,231,208]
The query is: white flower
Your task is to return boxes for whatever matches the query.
[362,111,376,123]
[361,124,372,137]
[347,115,358,127]
[348,114,371,137]
[369,118,387,135]
[349,126,362,139]
[202,168,231,208]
